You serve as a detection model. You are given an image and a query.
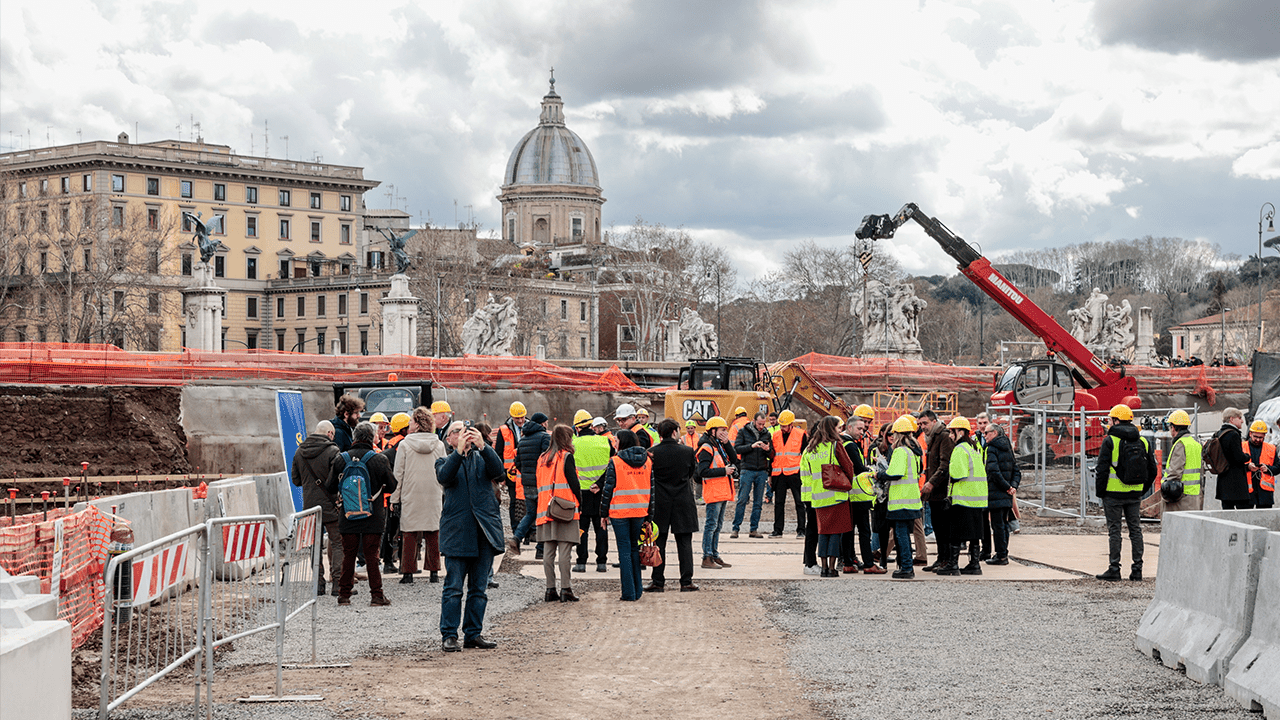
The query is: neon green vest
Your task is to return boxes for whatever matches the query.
[886,446,922,513]
[847,442,874,502]
[948,442,988,509]
[1172,434,1203,496]
[802,442,849,508]
[1106,436,1150,493]
[573,434,613,489]
[636,424,659,445]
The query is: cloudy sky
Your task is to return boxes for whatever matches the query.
[2,0,1277,282]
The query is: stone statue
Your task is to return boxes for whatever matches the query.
[375,227,418,274]
[182,211,224,264]
[1066,292,1135,359]
[678,307,719,358]
[1068,307,1090,343]
[1084,288,1108,345]
[855,278,925,358]
[461,294,518,355]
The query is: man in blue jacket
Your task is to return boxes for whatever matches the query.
[435,420,506,652]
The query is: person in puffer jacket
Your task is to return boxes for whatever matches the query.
[600,431,654,601]
[511,413,551,555]
[291,420,341,595]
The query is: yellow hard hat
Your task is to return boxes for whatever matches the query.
[636,406,651,418]
[892,415,915,434]
[853,404,876,420]
[734,406,748,417]
[573,409,593,427]
[509,401,527,418]
[1249,420,1269,434]
[430,401,452,414]
[685,419,698,427]
[1167,410,1191,427]
[947,417,972,431]
[1109,404,1134,421]
[390,412,411,433]
[778,410,796,426]
[369,412,389,424]
[705,416,728,430]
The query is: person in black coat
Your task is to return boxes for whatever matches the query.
[291,420,342,595]
[1093,406,1157,581]
[1214,409,1254,509]
[512,413,551,551]
[646,418,700,591]
[981,423,1019,567]
[330,395,364,453]
[325,421,397,606]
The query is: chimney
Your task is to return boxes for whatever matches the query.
[117,132,129,144]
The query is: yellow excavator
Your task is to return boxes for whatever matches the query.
[663,356,957,430]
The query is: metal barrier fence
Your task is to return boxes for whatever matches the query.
[989,404,1200,520]
[99,508,323,719]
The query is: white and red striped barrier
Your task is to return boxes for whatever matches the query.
[221,521,269,563]
[130,541,190,607]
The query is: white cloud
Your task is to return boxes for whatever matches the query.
[1233,142,1280,180]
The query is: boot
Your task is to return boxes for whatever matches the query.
[1129,567,1143,582]
[399,573,414,584]
[960,543,983,575]
[544,588,559,602]
[1096,566,1122,581]
[560,588,580,603]
[429,571,439,583]
[935,545,961,576]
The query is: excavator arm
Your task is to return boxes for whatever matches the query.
[856,203,1139,409]
[765,361,854,422]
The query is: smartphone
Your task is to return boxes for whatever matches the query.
[464,420,474,429]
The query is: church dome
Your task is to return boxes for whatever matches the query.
[503,77,600,189]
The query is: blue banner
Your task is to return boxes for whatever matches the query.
[276,390,307,512]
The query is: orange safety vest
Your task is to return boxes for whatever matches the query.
[603,431,618,450]
[499,424,524,499]
[1243,440,1276,493]
[535,450,578,525]
[699,441,735,504]
[918,434,929,490]
[771,428,804,476]
[681,432,699,449]
[728,416,750,443]
[609,456,652,518]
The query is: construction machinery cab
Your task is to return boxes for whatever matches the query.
[993,360,1076,410]
[678,357,761,393]
[333,380,434,423]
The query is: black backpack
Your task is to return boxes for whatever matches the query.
[1114,436,1149,484]
[1203,432,1230,475]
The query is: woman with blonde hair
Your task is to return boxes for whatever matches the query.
[536,424,584,602]
[393,406,448,583]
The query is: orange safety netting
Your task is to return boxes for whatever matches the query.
[0,343,643,393]
[0,504,112,648]
[791,352,1253,402]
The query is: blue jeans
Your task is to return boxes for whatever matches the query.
[922,501,934,536]
[439,544,494,640]
[514,493,536,540]
[893,520,915,571]
[702,501,726,557]
[817,533,841,558]
[611,517,645,601]
[732,470,768,532]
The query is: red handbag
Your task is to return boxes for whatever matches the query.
[639,544,661,567]
[821,445,853,492]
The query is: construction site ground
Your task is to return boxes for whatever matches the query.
[68,515,1246,720]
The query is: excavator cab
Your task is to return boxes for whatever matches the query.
[994,360,1075,410]
[667,357,773,428]
[678,357,761,392]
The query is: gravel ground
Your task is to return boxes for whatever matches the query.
[76,568,544,720]
[768,578,1252,720]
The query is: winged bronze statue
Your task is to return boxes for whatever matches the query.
[182,211,225,264]
[374,226,418,274]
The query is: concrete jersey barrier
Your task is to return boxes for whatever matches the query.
[1135,511,1270,685]
[1224,530,1280,716]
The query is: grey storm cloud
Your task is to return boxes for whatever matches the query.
[1093,0,1280,61]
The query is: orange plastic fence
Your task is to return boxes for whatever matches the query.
[0,504,112,648]
[791,353,1253,401]
[0,343,644,393]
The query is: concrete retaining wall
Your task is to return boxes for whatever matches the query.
[0,569,71,720]
[1225,530,1280,716]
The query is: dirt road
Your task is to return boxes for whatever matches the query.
[126,583,818,720]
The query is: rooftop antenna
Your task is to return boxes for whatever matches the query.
[465,204,474,226]
[385,184,395,207]
[194,121,202,143]
[77,129,82,143]
[280,135,288,159]
[135,121,138,143]
[175,122,182,141]
[250,132,254,155]
[46,126,52,146]
[264,120,269,157]
[454,199,458,226]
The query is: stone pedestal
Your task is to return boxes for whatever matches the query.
[1135,306,1156,365]
[663,320,682,361]
[379,274,420,356]
[182,265,226,352]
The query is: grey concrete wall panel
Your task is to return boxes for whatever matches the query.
[1136,511,1271,685]
[181,382,332,476]
[247,472,294,525]
[1225,530,1280,716]
[89,492,157,546]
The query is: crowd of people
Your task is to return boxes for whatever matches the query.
[292,392,1279,649]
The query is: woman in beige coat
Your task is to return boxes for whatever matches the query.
[393,407,448,583]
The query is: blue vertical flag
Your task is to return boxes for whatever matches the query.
[276,390,307,512]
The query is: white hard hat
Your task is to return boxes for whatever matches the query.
[592,417,608,428]
[614,403,636,419]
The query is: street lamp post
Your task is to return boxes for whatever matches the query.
[1259,202,1275,351]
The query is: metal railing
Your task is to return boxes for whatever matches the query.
[99,508,324,719]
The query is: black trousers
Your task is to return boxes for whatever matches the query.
[1222,498,1256,510]
[380,509,401,568]
[803,504,819,566]
[980,510,992,558]
[576,514,609,564]
[772,473,805,534]
[929,500,951,565]
[841,501,873,567]
[650,523,694,587]
[990,507,1012,559]
[505,480,521,531]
